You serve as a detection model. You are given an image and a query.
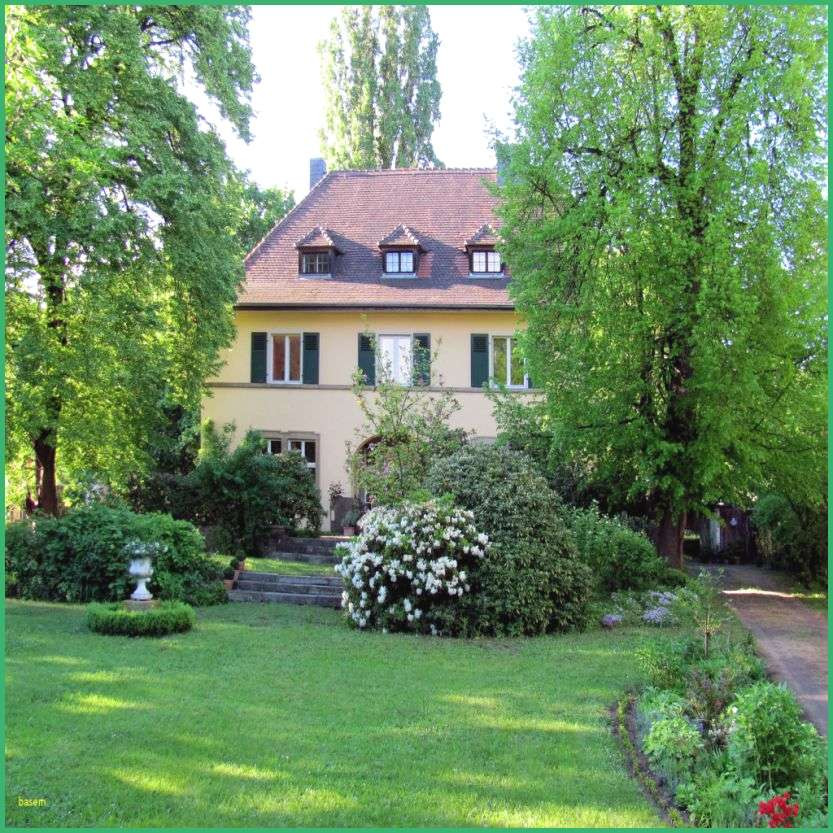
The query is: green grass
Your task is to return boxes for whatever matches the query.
[6,600,665,828]
[244,557,335,576]
[207,553,335,576]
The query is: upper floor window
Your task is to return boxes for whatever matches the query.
[301,252,331,275]
[378,334,413,384]
[270,333,302,383]
[471,249,502,274]
[491,335,527,388]
[384,250,415,274]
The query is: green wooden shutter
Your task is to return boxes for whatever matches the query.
[357,334,375,385]
[302,332,319,384]
[471,334,489,388]
[250,332,267,382]
[412,333,431,386]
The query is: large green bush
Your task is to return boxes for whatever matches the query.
[426,444,591,635]
[5,504,225,605]
[129,425,323,554]
[188,428,321,554]
[567,503,668,592]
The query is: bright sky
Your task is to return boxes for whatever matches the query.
[211,5,532,199]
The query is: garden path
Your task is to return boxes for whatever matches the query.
[694,563,827,736]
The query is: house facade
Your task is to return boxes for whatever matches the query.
[203,162,529,530]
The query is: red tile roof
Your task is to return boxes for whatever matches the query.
[240,169,512,309]
[295,226,339,250]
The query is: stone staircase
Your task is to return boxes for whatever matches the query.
[229,572,343,607]
[228,535,349,608]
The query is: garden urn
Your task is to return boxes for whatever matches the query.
[128,557,154,601]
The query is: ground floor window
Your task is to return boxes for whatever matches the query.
[266,436,317,474]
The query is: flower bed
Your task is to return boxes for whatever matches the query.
[623,574,828,828]
[335,499,489,634]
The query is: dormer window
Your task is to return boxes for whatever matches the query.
[296,226,341,278]
[464,224,504,278]
[379,224,423,278]
[471,250,502,273]
[384,250,414,274]
[301,252,331,275]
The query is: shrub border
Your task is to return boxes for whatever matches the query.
[610,692,688,827]
[86,601,195,637]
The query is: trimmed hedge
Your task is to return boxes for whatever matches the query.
[426,444,592,635]
[87,601,195,636]
[5,504,225,605]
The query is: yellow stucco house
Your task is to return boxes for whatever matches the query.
[203,161,529,531]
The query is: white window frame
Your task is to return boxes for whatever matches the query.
[267,332,303,385]
[377,333,414,386]
[262,431,320,489]
[489,335,528,390]
[382,250,417,278]
[470,248,503,277]
[299,251,332,278]
[286,438,317,473]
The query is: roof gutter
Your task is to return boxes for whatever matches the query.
[234,303,516,312]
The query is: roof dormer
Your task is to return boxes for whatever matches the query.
[464,224,503,277]
[379,224,424,278]
[295,226,342,278]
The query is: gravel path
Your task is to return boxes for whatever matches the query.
[692,563,828,736]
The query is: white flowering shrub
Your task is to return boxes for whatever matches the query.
[334,499,490,634]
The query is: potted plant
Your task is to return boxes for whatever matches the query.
[222,562,236,590]
[342,508,361,536]
[329,481,344,519]
[230,555,245,578]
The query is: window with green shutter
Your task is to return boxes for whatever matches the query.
[357,334,375,385]
[250,332,267,383]
[471,334,489,388]
[412,333,431,385]
[302,332,319,384]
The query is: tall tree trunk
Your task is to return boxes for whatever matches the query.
[656,509,686,568]
[33,430,59,515]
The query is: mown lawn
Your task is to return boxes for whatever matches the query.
[244,557,335,576]
[6,599,665,827]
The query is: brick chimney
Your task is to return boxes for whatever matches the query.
[309,157,326,190]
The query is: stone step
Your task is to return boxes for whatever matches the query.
[236,579,342,595]
[263,551,341,565]
[240,571,341,585]
[229,589,342,607]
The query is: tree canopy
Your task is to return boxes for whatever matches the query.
[5,5,257,512]
[497,5,827,563]
[236,179,295,254]
[319,5,442,169]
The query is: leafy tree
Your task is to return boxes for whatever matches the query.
[5,5,256,513]
[347,337,465,505]
[319,5,442,169]
[236,178,294,253]
[497,6,827,565]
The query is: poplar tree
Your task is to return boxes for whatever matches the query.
[497,6,827,564]
[319,5,442,169]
